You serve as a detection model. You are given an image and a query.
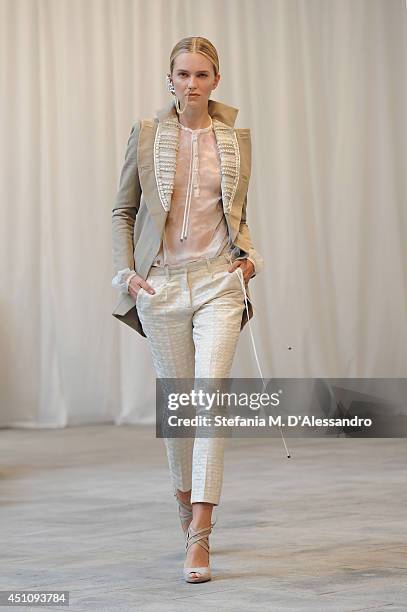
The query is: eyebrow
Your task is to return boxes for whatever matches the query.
[176,69,210,73]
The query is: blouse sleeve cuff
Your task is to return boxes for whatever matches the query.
[111,268,137,293]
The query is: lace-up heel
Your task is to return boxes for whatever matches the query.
[183,522,215,583]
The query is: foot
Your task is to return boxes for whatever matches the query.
[184,522,211,580]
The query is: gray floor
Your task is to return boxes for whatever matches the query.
[1,425,406,612]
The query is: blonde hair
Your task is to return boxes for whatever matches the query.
[169,36,219,77]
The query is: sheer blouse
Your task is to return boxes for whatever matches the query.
[151,118,230,267]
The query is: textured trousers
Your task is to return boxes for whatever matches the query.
[136,252,246,505]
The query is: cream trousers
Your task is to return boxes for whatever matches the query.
[136,252,246,505]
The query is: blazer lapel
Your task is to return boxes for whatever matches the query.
[224,128,251,243]
[136,120,168,237]
[212,119,251,243]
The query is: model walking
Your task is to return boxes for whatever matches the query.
[111,36,263,583]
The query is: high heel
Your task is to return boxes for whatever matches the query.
[173,490,193,534]
[183,522,215,583]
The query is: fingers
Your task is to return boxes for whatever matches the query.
[232,265,247,284]
[227,260,241,273]
[128,275,156,299]
[228,259,253,284]
[139,280,155,294]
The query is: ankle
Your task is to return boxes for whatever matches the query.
[176,489,191,504]
[190,520,212,531]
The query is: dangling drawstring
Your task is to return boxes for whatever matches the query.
[180,133,194,241]
[233,265,292,459]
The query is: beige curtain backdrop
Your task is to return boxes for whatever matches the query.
[0,0,406,427]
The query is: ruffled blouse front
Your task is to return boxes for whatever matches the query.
[152,118,230,267]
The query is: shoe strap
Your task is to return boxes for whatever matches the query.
[185,523,215,553]
[174,492,193,521]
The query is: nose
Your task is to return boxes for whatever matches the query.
[187,78,197,91]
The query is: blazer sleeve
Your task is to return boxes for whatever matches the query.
[111,121,142,276]
[235,194,264,278]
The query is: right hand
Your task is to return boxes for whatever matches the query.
[128,274,156,300]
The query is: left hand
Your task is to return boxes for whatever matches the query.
[227,258,254,283]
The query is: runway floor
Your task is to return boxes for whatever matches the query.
[1,425,406,611]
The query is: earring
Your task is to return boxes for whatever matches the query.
[166,74,176,95]
[165,74,187,114]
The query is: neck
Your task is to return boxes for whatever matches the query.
[177,103,212,130]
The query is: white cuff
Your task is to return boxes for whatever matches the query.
[111,268,137,294]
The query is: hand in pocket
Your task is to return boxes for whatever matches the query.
[128,274,156,300]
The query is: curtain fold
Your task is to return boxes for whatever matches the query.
[0,0,406,427]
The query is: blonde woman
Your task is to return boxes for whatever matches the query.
[111,36,263,583]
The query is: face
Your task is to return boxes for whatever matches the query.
[170,52,220,107]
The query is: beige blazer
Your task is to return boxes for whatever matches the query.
[112,98,261,337]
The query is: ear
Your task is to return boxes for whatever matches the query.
[212,73,221,89]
